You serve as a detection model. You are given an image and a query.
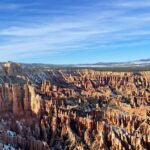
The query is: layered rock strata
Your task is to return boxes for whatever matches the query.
[0,62,149,150]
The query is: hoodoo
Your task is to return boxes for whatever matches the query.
[0,63,149,149]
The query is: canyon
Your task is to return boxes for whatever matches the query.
[0,62,149,150]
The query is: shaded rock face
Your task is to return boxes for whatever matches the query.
[0,63,149,150]
[2,62,22,75]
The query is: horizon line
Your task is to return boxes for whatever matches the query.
[1,58,150,65]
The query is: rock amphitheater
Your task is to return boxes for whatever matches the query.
[0,62,149,150]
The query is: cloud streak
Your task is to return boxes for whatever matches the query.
[0,0,150,63]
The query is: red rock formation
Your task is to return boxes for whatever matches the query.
[0,67,149,149]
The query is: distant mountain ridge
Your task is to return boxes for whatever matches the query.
[76,58,150,68]
[0,58,150,69]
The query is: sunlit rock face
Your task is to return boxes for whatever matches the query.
[0,62,149,150]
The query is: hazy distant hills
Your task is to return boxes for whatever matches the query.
[1,59,150,70]
[76,59,150,68]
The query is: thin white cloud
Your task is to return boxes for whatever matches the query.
[116,0,150,8]
[0,3,21,10]
[0,0,150,62]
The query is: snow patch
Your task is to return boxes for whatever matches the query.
[3,144,16,150]
[6,130,16,137]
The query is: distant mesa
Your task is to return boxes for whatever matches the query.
[1,58,150,69]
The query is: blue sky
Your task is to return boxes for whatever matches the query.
[0,0,150,64]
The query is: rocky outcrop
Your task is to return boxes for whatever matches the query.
[0,63,149,149]
[2,61,22,76]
